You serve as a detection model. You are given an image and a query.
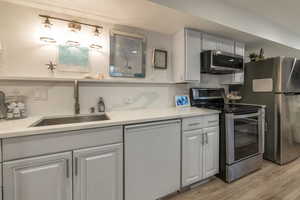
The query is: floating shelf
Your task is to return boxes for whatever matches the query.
[0,76,181,85]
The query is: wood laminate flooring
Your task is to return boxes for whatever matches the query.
[167,159,300,200]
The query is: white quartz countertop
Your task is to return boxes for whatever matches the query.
[0,107,220,138]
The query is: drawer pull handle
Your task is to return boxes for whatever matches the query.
[208,120,218,123]
[189,122,201,126]
[66,159,70,178]
[75,157,79,176]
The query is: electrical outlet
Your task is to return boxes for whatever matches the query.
[124,97,133,104]
[32,88,48,101]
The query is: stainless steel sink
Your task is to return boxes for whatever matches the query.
[32,114,110,127]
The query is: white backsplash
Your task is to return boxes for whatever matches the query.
[0,81,188,116]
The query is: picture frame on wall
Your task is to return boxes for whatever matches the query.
[109,30,146,78]
[153,49,168,69]
[58,45,90,73]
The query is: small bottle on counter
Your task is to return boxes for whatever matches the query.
[98,97,105,112]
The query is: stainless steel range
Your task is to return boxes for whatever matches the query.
[190,88,265,183]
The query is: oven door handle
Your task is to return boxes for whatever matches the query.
[232,112,260,119]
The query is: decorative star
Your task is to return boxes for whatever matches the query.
[45,61,57,72]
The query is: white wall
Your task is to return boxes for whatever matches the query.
[0,2,173,82]
[246,42,300,61]
[0,2,188,116]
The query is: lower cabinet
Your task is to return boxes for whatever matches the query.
[73,144,123,200]
[203,127,219,179]
[3,152,72,200]
[182,129,204,187]
[3,144,123,200]
[182,126,219,187]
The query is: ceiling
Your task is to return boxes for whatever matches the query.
[223,0,300,35]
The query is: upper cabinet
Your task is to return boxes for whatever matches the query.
[217,38,235,54]
[235,42,245,57]
[173,29,201,83]
[203,34,235,54]
[202,33,218,51]
[173,28,245,83]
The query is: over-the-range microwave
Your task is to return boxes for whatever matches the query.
[201,50,244,74]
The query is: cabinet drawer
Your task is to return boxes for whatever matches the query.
[182,117,204,131]
[3,126,122,161]
[183,115,219,131]
[203,115,219,127]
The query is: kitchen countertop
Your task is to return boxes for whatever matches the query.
[0,107,220,139]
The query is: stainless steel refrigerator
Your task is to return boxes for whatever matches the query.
[240,57,300,164]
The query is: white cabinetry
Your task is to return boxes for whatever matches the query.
[182,129,204,186]
[203,127,219,178]
[217,38,235,54]
[3,152,72,200]
[173,28,245,84]
[125,120,181,200]
[235,42,245,57]
[202,33,217,51]
[203,34,235,54]
[73,144,123,200]
[2,127,123,200]
[173,29,201,82]
[182,115,219,187]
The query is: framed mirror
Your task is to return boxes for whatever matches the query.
[109,30,146,78]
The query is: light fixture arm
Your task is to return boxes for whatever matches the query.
[39,15,103,30]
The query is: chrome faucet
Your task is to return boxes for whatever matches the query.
[74,80,80,115]
[0,91,7,119]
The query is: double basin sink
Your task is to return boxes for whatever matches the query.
[32,114,110,127]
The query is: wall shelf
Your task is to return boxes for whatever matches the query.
[0,76,182,85]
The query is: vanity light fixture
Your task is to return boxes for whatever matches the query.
[40,17,56,43]
[90,26,103,50]
[39,15,103,48]
[65,22,81,47]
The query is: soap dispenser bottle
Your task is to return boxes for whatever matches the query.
[98,97,105,112]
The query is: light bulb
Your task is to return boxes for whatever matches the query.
[90,27,103,50]
[66,22,81,47]
[40,18,56,43]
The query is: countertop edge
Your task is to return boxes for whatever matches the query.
[0,108,221,139]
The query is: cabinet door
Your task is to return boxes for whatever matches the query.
[217,38,235,54]
[185,29,201,81]
[203,127,219,179]
[182,129,204,187]
[202,33,217,51]
[73,143,123,200]
[3,152,72,200]
[235,42,245,57]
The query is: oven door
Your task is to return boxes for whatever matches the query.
[226,111,264,164]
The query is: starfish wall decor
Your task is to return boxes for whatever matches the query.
[45,61,57,72]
